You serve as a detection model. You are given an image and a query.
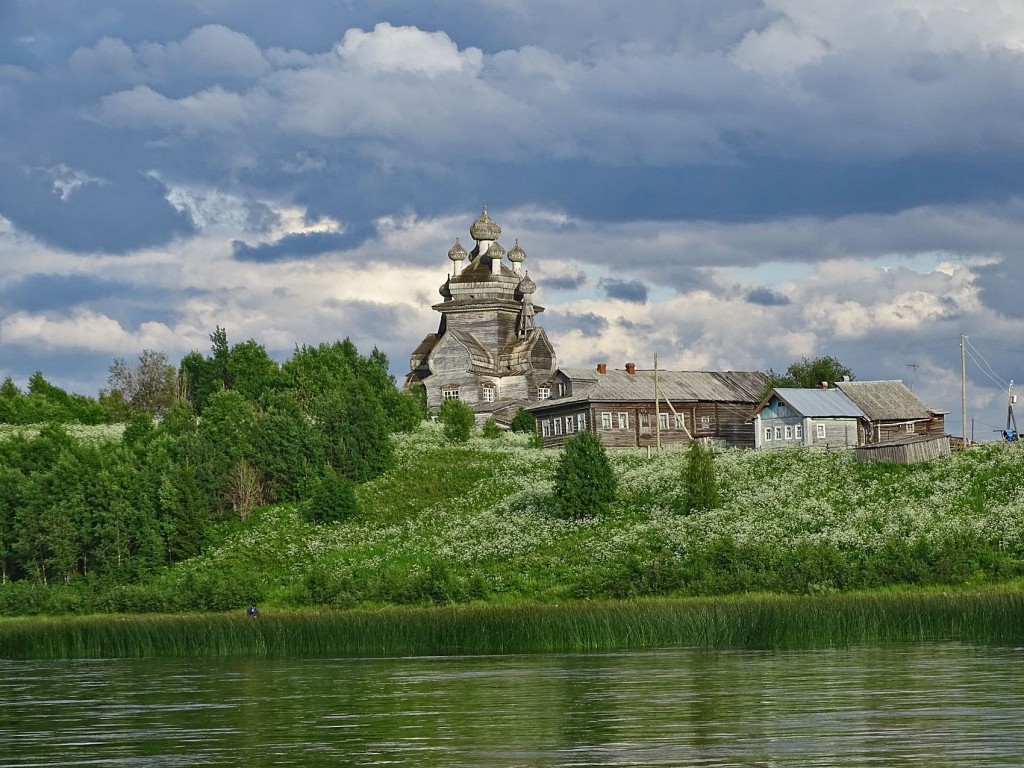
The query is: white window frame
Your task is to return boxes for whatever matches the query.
[554,418,562,436]
[537,386,550,401]
[601,412,612,430]
[784,425,793,440]
[905,422,915,434]
[541,419,551,437]
[564,416,574,434]
[577,413,588,431]
[617,412,629,430]
[775,426,782,441]
[442,388,460,400]
[764,427,772,442]
[658,413,670,430]
[816,423,826,439]
[482,385,495,403]
[795,424,803,440]
[674,413,685,430]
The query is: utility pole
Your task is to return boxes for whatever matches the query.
[961,334,968,445]
[654,352,661,452]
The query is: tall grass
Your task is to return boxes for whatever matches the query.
[3,589,1023,659]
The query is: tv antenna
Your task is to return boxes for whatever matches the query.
[905,362,919,391]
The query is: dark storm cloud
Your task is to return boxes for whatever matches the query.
[231,223,376,263]
[746,287,790,306]
[0,273,187,328]
[542,311,609,337]
[974,259,1024,319]
[542,272,587,291]
[0,165,194,254]
[599,278,648,304]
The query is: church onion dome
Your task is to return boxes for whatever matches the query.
[508,239,526,263]
[518,272,537,295]
[439,278,452,299]
[447,238,467,262]
[487,240,506,261]
[469,205,501,241]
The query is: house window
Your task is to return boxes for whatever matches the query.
[482,386,495,403]
[565,416,574,434]
[765,427,772,442]
[775,426,782,440]
[577,413,588,431]
[777,404,788,418]
[816,423,826,439]
[601,412,612,430]
[795,425,803,440]
[554,418,562,436]
[617,412,629,430]
[659,413,670,430]
[538,386,550,401]
[784,426,793,440]
[905,423,915,434]
[674,413,685,430]
[541,420,550,437]
[442,388,459,400]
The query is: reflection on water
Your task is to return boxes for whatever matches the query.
[1,644,1022,767]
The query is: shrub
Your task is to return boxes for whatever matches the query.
[481,419,503,439]
[553,430,617,518]
[510,409,536,433]
[438,398,474,443]
[303,468,359,524]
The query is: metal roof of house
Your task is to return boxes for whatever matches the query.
[836,380,939,421]
[532,368,768,410]
[768,388,866,418]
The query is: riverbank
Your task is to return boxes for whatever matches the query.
[3,587,1023,659]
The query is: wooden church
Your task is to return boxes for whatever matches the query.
[405,207,557,423]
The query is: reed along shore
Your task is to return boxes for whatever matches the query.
[2,589,1023,660]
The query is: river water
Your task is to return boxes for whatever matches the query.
[2,644,1022,767]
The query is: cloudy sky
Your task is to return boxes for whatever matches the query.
[2,0,1024,438]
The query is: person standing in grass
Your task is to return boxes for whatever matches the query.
[247,604,260,618]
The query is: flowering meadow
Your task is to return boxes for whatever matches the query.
[148,423,1024,611]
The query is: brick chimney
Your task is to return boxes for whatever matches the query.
[625,362,636,374]
[596,363,607,374]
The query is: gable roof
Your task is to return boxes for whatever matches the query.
[761,387,866,419]
[532,368,768,410]
[836,380,940,421]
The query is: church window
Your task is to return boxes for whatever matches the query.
[442,388,460,400]
[483,385,495,403]
[538,386,550,400]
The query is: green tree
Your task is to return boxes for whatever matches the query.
[315,380,393,483]
[252,392,325,502]
[681,440,720,515]
[438,398,474,443]
[552,431,617,518]
[482,418,503,438]
[765,355,855,392]
[227,339,280,402]
[104,349,178,418]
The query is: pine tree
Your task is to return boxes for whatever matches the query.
[682,440,720,514]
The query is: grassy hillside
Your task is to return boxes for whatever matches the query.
[116,423,1024,613]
